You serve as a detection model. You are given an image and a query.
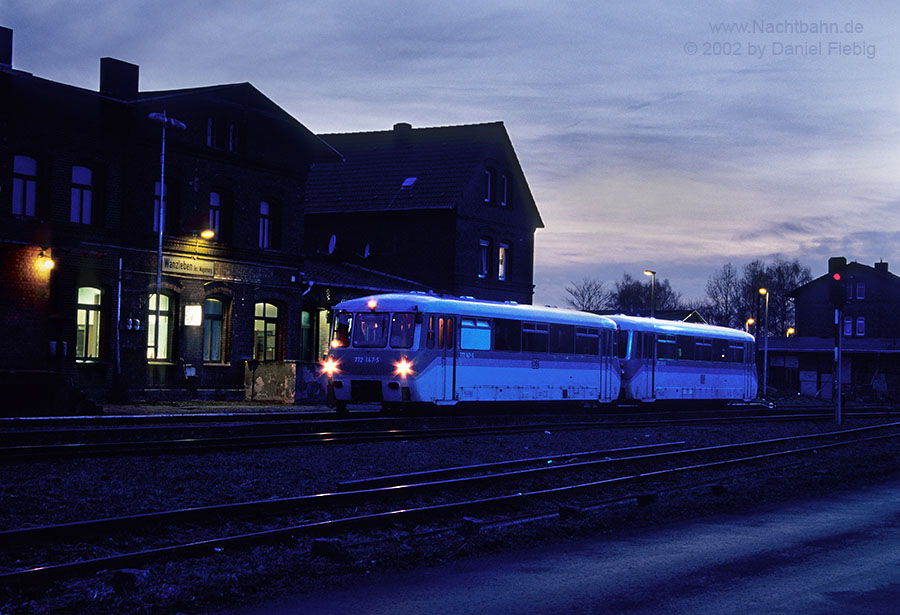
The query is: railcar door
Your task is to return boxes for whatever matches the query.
[436,315,457,401]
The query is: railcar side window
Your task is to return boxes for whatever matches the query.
[676,335,694,360]
[695,338,712,361]
[460,318,492,350]
[549,324,575,354]
[728,343,745,363]
[576,327,600,355]
[353,312,390,348]
[522,322,549,353]
[494,318,521,352]
[657,334,677,360]
[389,313,416,349]
[712,339,728,361]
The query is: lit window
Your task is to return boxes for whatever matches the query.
[147,293,173,360]
[259,201,271,249]
[70,166,92,224]
[13,155,38,217]
[209,192,221,240]
[254,302,279,361]
[478,238,491,278]
[203,298,225,362]
[498,243,509,281]
[153,181,166,233]
[76,287,102,360]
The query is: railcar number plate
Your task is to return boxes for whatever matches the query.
[353,356,380,364]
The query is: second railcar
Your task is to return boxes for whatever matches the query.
[608,315,757,403]
[324,293,621,409]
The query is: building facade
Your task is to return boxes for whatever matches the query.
[304,122,544,305]
[1,27,348,409]
[766,256,900,400]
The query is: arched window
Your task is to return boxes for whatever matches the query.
[254,302,279,361]
[76,287,102,360]
[147,292,174,360]
[203,297,226,362]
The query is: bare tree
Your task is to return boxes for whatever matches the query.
[609,273,683,315]
[704,263,742,328]
[563,277,608,312]
[704,257,811,335]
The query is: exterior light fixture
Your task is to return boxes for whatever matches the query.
[200,229,215,240]
[643,269,656,318]
[758,287,769,398]
[39,248,55,270]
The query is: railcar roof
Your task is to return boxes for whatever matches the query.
[334,293,618,328]
[605,314,754,341]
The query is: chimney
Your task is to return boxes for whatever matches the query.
[828,256,847,274]
[99,57,139,100]
[393,122,412,147]
[0,26,12,69]
[875,261,889,274]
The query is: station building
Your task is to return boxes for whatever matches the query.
[0,27,540,411]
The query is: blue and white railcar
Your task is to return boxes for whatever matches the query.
[324,293,621,408]
[607,315,757,403]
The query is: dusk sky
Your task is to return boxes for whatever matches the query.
[5,1,900,306]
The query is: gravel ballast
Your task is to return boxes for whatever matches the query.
[2,413,899,614]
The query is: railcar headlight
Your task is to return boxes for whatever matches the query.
[395,356,413,377]
[322,356,339,377]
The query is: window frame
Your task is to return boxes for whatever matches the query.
[202,297,227,363]
[13,155,38,217]
[146,292,175,361]
[70,165,93,224]
[76,286,102,361]
[253,302,280,361]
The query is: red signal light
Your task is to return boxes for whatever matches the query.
[833,273,841,281]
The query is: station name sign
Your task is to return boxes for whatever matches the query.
[162,255,215,277]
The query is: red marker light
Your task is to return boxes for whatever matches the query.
[833,273,841,281]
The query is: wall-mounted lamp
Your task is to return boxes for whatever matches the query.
[39,248,55,271]
[200,229,215,240]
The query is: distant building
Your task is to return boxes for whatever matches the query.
[304,122,544,305]
[766,256,900,400]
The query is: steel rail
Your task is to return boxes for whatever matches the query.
[4,421,897,549]
[3,428,898,589]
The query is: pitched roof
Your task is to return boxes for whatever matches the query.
[305,122,540,224]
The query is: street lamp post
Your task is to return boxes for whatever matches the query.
[759,288,769,399]
[643,270,656,318]
[148,111,186,361]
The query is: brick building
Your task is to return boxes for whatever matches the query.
[304,122,544,305]
[765,256,900,400]
[1,27,352,409]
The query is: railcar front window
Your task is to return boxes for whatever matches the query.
[353,312,390,348]
[390,313,416,349]
[331,312,352,349]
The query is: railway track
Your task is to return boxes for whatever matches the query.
[4,421,899,590]
[0,407,894,461]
